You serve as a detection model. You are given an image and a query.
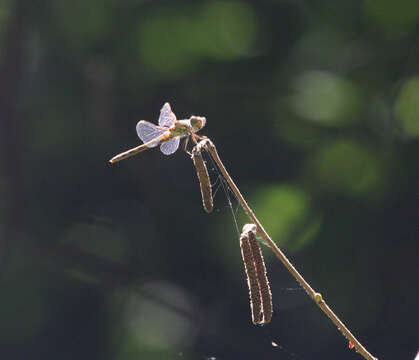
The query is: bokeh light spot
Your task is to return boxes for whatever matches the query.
[200,1,258,59]
[51,0,109,51]
[395,76,419,138]
[115,282,195,355]
[137,8,200,77]
[137,1,258,77]
[250,184,320,250]
[291,71,362,126]
[308,140,385,197]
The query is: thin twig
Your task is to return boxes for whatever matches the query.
[201,138,378,360]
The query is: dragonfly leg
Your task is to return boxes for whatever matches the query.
[183,136,192,156]
[194,134,207,143]
[191,133,205,145]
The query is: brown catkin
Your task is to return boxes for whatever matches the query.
[191,146,213,213]
[240,224,273,324]
[246,225,273,323]
[240,227,263,324]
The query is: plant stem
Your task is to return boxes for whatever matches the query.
[201,138,378,360]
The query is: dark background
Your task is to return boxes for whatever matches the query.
[0,1,418,359]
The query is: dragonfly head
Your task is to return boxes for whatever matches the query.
[189,116,206,132]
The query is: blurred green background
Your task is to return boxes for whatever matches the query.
[0,0,418,359]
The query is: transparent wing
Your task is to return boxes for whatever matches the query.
[160,136,180,155]
[158,102,176,127]
[136,120,167,148]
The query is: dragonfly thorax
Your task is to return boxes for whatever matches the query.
[170,120,191,137]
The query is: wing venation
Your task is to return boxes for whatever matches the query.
[160,137,180,155]
[159,103,176,127]
[136,121,166,147]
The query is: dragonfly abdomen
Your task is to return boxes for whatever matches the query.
[109,144,149,163]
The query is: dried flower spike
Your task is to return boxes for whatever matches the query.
[191,145,213,213]
[240,223,273,324]
[240,224,263,324]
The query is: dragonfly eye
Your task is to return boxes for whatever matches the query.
[190,116,206,131]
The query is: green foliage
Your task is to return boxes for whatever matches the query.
[137,1,258,77]
[50,0,110,52]
[307,140,387,198]
[395,76,419,137]
[290,71,363,126]
[250,184,320,251]
[364,0,419,36]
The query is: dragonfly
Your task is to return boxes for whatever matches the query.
[109,102,206,163]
